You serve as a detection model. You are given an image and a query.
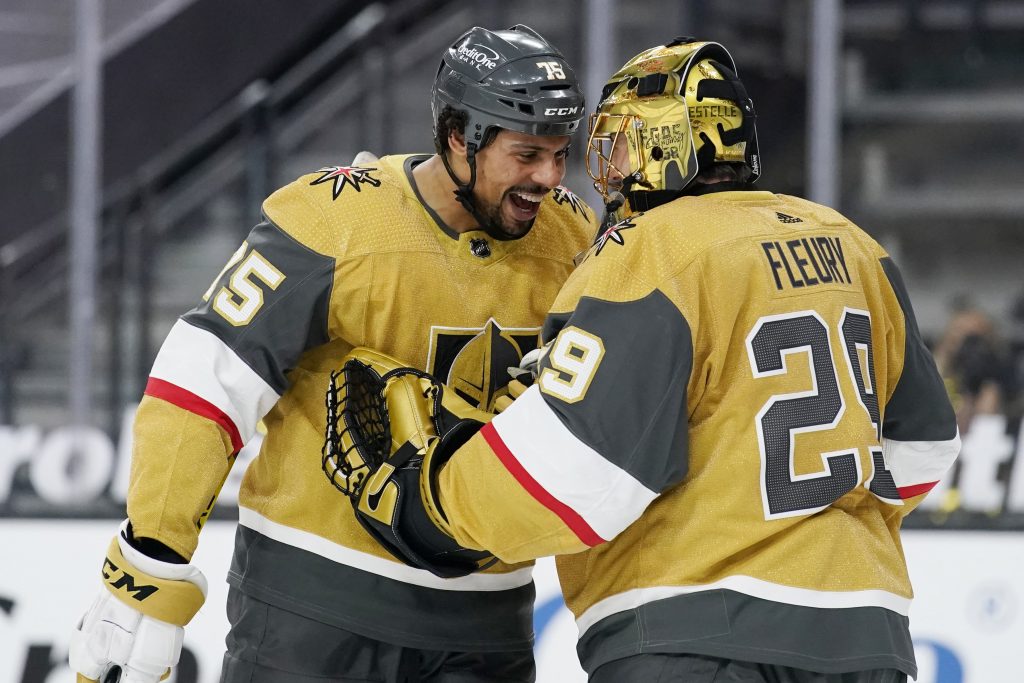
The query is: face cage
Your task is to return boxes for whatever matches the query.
[586,112,647,203]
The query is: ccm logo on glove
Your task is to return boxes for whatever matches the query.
[102,557,158,601]
[70,520,209,683]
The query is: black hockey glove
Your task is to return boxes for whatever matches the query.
[323,347,497,578]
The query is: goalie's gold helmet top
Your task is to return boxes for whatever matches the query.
[587,38,760,220]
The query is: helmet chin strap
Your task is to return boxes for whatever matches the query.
[439,144,521,242]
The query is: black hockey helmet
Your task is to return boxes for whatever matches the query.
[432,24,585,151]
[430,25,585,240]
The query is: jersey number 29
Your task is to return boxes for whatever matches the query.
[747,309,900,520]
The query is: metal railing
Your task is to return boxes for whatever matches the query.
[0,0,465,430]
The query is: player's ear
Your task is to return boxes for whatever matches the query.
[448,129,468,159]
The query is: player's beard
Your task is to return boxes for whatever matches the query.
[474,184,548,239]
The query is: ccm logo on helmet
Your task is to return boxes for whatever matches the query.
[456,43,498,70]
[544,106,580,116]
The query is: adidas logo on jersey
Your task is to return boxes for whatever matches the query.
[775,212,803,224]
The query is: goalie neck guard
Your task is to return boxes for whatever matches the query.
[432,24,585,240]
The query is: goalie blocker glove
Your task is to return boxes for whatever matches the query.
[323,347,497,578]
[69,520,207,683]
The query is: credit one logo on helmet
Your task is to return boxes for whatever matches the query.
[456,43,499,70]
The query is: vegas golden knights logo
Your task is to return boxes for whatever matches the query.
[427,319,540,411]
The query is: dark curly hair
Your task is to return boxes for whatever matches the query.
[434,105,499,155]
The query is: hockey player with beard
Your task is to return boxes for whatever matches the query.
[331,38,961,682]
[69,24,597,683]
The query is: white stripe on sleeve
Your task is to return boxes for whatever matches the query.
[882,429,961,490]
[149,319,280,442]
[490,385,658,542]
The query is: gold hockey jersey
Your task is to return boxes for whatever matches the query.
[439,190,960,674]
[127,154,597,650]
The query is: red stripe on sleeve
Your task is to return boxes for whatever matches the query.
[480,422,605,547]
[145,377,243,453]
[897,481,938,499]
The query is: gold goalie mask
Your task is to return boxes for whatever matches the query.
[586,38,760,221]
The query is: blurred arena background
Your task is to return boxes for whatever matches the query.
[1,1,1022,681]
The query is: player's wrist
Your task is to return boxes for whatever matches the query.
[103,519,207,627]
[116,520,204,585]
[123,521,188,565]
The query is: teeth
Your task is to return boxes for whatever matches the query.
[513,192,545,203]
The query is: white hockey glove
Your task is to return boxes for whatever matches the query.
[494,347,546,413]
[69,520,207,683]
